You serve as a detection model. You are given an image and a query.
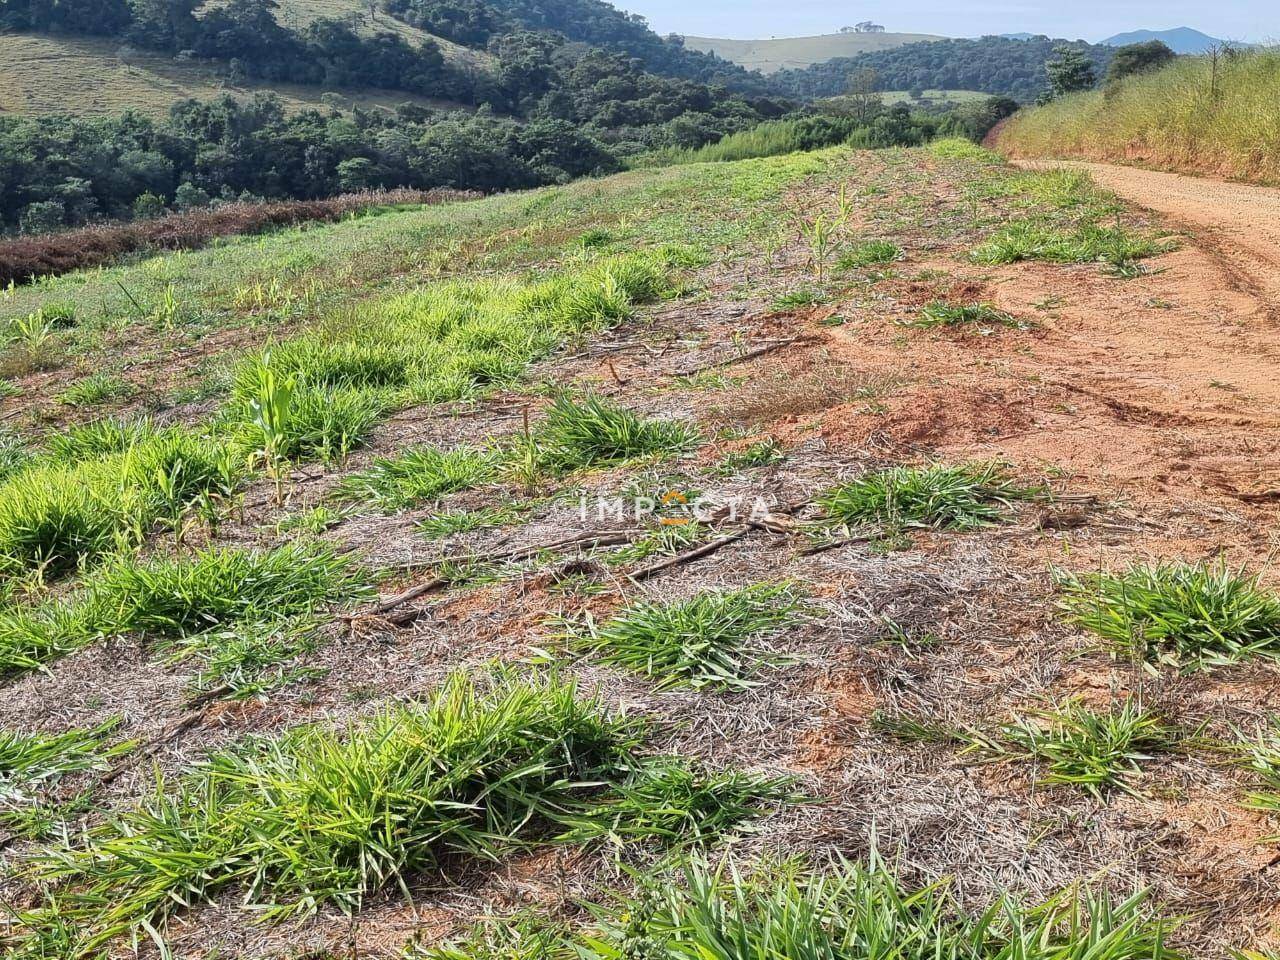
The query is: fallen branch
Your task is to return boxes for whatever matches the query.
[672,337,801,377]
[628,527,753,583]
[354,530,638,619]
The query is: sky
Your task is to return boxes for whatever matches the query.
[619,0,1274,44]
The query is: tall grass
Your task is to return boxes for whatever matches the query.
[998,48,1280,184]
[0,427,238,580]
[633,117,861,167]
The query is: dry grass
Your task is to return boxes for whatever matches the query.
[998,48,1280,184]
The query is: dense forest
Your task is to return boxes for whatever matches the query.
[384,0,778,94]
[0,0,802,229]
[772,36,1115,102]
[0,0,1039,233]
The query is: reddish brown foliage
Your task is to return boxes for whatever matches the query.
[0,188,480,287]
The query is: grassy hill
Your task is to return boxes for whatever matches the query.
[0,33,465,118]
[683,31,941,73]
[0,136,1269,958]
[997,47,1280,184]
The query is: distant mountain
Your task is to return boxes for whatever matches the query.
[682,32,942,73]
[1100,27,1230,53]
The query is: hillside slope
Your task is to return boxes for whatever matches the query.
[0,33,464,118]
[997,48,1280,184]
[0,142,1279,957]
[683,31,940,72]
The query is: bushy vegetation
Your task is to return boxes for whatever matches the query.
[998,48,1280,185]
[1060,562,1280,669]
[0,0,798,234]
[773,36,1113,102]
[571,583,802,689]
[819,462,1037,531]
[636,115,872,166]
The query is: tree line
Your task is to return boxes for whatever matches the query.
[772,36,1116,102]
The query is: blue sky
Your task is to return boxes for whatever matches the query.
[620,0,1274,44]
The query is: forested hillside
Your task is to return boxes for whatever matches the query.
[0,0,793,230]
[773,36,1114,102]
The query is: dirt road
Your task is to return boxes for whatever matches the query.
[1017,159,1280,319]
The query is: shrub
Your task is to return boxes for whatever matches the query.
[1059,562,1280,668]
[819,462,1038,531]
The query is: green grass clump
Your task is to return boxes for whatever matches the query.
[971,220,1170,268]
[570,854,1177,960]
[529,395,699,476]
[0,429,237,579]
[57,373,134,408]
[837,239,903,270]
[819,462,1037,532]
[1059,562,1280,669]
[44,416,163,463]
[0,718,131,803]
[572,583,802,690]
[714,438,784,475]
[967,699,1176,798]
[1242,721,1280,835]
[0,543,366,680]
[85,542,368,638]
[338,445,496,512]
[997,169,1106,210]
[417,505,523,539]
[563,759,794,848]
[910,301,1019,328]
[927,137,1002,163]
[20,673,642,954]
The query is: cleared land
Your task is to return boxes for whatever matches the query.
[683,31,941,72]
[0,34,465,118]
[1,142,1280,957]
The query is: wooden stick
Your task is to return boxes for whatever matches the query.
[673,337,801,377]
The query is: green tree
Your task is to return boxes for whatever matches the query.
[1045,45,1096,99]
[1106,40,1175,85]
